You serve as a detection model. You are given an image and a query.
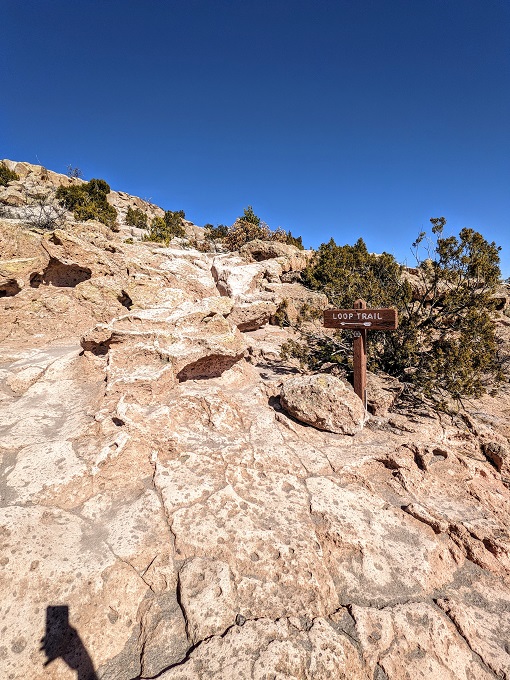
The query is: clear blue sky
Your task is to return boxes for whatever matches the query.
[2,0,509,276]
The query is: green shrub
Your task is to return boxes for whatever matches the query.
[204,223,229,240]
[142,211,186,244]
[56,178,117,229]
[125,206,148,229]
[73,202,117,228]
[241,205,260,226]
[203,207,304,252]
[284,219,505,409]
[0,162,19,186]
[164,210,186,237]
[285,231,304,249]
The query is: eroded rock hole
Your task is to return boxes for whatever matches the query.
[0,280,21,297]
[118,290,133,309]
[30,258,92,288]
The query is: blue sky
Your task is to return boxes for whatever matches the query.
[2,0,509,276]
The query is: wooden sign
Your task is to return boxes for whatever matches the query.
[323,308,398,330]
[323,300,398,408]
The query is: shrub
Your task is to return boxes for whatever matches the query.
[284,219,505,409]
[202,207,304,252]
[21,188,68,230]
[142,210,186,244]
[73,202,117,228]
[164,210,186,237]
[125,206,148,229]
[224,219,272,250]
[56,178,117,229]
[66,165,83,179]
[204,223,229,240]
[241,205,260,226]
[285,231,304,249]
[0,162,19,187]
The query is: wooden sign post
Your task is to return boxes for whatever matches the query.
[323,299,398,408]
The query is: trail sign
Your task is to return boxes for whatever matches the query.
[323,308,397,331]
[323,300,398,408]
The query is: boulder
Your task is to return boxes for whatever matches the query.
[229,299,278,331]
[212,255,282,298]
[280,373,366,435]
[240,239,311,272]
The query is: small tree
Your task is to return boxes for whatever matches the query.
[241,205,260,226]
[204,223,229,240]
[142,210,186,244]
[125,206,148,229]
[56,178,117,229]
[284,219,505,409]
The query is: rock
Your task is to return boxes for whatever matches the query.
[352,601,492,679]
[280,373,366,435]
[366,371,403,416]
[6,365,45,395]
[239,239,311,272]
[82,297,247,389]
[212,255,272,298]
[263,282,328,323]
[482,441,509,475]
[229,299,278,331]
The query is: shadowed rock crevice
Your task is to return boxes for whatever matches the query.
[118,290,133,309]
[0,279,21,296]
[30,257,92,288]
[176,353,245,382]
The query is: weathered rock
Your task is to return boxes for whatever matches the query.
[229,299,278,331]
[280,373,366,435]
[212,254,283,298]
[263,281,328,323]
[366,371,403,416]
[240,238,311,272]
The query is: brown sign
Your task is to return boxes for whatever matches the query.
[323,308,398,331]
[323,300,398,409]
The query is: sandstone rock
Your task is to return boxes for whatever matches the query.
[239,238,311,272]
[228,299,278,331]
[352,601,492,679]
[366,371,403,416]
[263,281,328,323]
[280,373,366,435]
[5,364,45,394]
[212,254,283,298]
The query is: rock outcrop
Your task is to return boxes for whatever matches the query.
[1,162,510,680]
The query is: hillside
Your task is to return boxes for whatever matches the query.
[1,161,510,680]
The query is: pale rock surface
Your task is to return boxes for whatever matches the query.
[263,281,329,323]
[1,161,510,680]
[239,238,311,272]
[280,373,367,435]
[228,299,278,331]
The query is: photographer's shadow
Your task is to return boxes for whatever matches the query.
[41,606,98,680]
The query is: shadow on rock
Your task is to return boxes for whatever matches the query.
[41,605,98,680]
